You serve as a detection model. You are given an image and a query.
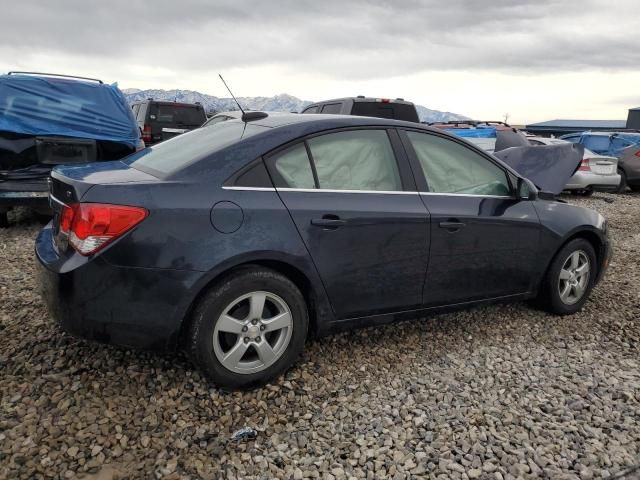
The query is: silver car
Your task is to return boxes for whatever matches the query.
[528,137,620,195]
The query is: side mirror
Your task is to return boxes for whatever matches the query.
[517,177,538,201]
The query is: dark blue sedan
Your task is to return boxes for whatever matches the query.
[36,114,610,389]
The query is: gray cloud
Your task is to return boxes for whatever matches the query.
[1,0,638,79]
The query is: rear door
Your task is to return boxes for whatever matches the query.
[265,128,430,319]
[400,129,541,306]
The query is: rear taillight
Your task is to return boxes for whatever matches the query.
[59,203,147,255]
[142,125,152,144]
[578,159,591,171]
[634,150,640,158]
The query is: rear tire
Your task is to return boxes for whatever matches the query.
[630,184,640,192]
[0,211,8,228]
[536,238,597,315]
[616,168,628,193]
[186,267,308,390]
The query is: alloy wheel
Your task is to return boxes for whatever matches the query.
[213,291,293,374]
[557,250,591,305]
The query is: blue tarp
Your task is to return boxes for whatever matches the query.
[443,127,497,138]
[0,74,139,148]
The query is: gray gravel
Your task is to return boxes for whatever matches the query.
[1,193,639,479]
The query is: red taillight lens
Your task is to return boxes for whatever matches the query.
[60,204,74,234]
[578,159,591,171]
[634,150,640,158]
[60,203,147,255]
[142,125,152,143]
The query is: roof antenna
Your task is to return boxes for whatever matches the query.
[218,74,268,122]
[219,74,245,116]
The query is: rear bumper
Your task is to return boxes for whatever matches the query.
[35,224,203,351]
[565,171,620,191]
[0,179,49,208]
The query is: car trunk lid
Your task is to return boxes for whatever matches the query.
[49,161,157,252]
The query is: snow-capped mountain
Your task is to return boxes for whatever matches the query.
[122,88,468,123]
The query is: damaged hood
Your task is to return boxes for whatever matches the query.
[494,143,584,195]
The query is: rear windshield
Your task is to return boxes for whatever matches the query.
[351,102,419,122]
[150,104,206,126]
[127,121,268,177]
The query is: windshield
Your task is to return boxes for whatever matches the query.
[127,121,268,177]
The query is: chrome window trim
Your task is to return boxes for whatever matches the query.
[277,188,416,195]
[419,192,513,199]
[222,186,277,192]
[221,186,513,199]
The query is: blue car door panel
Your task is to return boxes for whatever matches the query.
[265,128,430,319]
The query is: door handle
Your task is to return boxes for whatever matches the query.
[311,215,347,228]
[439,221,466,231]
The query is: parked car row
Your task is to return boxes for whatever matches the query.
[558,131,640,193]
[428,121,637,195]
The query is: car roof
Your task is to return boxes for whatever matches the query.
[307,97,415,106]
[135,101,203,107]
[248,113,427,130]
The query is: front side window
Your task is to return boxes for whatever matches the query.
[302,105,319,114]
[307,130,402,191]
[405,131,511,196]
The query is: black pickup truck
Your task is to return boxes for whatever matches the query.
[301,96,420,123]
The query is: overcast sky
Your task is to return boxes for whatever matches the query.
[1,0,639,123]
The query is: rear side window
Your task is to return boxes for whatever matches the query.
[150,104,206,126]
[562,135,580,143]
[405,131,510,196]
[270,144,315,189]
[308,130,402,191]
[351,102,420,122]
[320,103,342,114]
[581,135,610,154]
[128,122,268,177]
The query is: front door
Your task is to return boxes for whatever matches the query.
[400,129,541,306]
[265,129,430,319]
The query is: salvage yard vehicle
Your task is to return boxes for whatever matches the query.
[527,136,620,195]
[301,96,420,122]
[132,99,207,146]
[559,131,640,192]
[0,72,142,227]
[36,114,611,389]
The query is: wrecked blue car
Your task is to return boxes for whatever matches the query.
[0,72,142,226]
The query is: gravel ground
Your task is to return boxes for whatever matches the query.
[1,193,639,480]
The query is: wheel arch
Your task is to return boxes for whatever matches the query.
[538,227,607,292]
[176,255,329,348]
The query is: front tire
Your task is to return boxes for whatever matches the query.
[186,267,308,390]
[536,239,597,315]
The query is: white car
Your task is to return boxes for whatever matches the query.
[527,136,620,195]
